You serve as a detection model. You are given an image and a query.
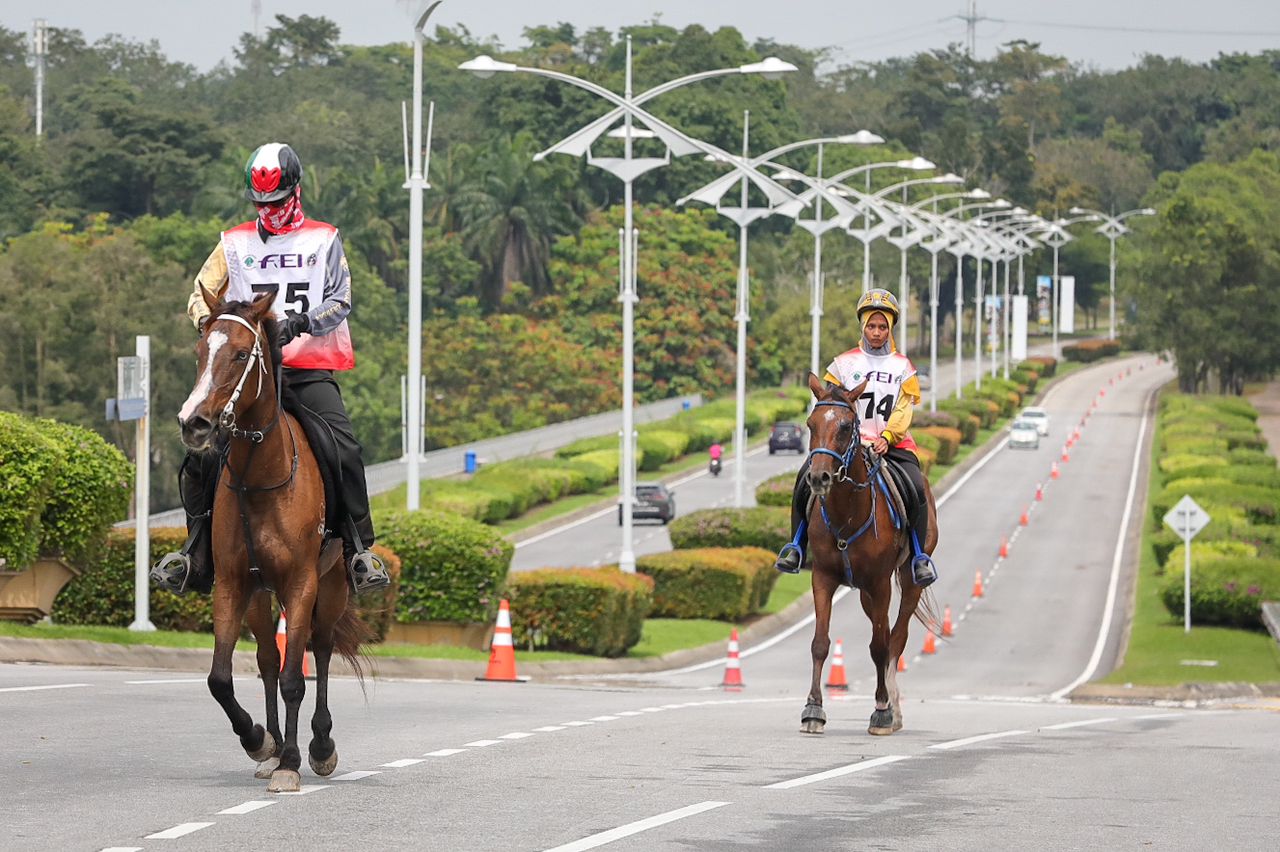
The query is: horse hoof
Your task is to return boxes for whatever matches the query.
[869,708,895,736]
[247,729,277,763]
[267,769,301,794]
[868,725,895,736]
[800,719,826,735]
[254,756,280,779]
[309,748,338,777]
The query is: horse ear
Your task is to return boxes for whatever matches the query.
[201,286,221,315]
[844,378,869,404]
[807,371,825,399]
[249,292,275,323]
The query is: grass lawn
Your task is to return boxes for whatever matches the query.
[0,620,255,650]
[1101,386,1280,686]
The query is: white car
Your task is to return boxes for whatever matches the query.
[1008,418,1041,450]
[1018,406,1050,436]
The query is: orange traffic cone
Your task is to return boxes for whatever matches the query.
[274,610,311,677]
[1020,508,1029,527]
[942,605,954,637]
[477,599,527,682]
[999,535,1009,559]
[1051,461,1060,480]
[1035,482,1044,501]
[897,654,907,672]
[972,569,985,598]
[825,639,849,691]
[1061,446,1070,463]
[722,628,745,690]
[922,630,937,655]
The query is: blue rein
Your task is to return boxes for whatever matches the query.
[806,398,903,587]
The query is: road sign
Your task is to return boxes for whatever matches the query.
[1162,495,1210,634]
[1163,495,1210,540]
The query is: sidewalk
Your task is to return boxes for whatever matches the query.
[1249,379,1280,464]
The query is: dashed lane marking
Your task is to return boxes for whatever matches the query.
[216,801,275,815]
[381,758,425,768]
[928,729,1028,750]
[423,748,466,757]
[1041,718,1117,731]
[331,770,381,780]
[542,801,731,852]
[0,683,89,693]
[145,823,214,840]
[764,754,911,789]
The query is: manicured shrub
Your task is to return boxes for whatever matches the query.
[0,412,63,569]
[636,430,686,470]
[755,472,796,507]
[1159,556,1280,629]
[1024,355,1057,377]
[1062,339,1122,362]
[911,410,958,430]
[33,419,133,567]
[506,567,653,656]
[912,430,941,457]
[1151,482,1280,527]
[917,427,962,465]
[570,448,628,484]
[556,434,617,458]
[668,507,791,552]
[637,547,777,619]
[375,509,513,625]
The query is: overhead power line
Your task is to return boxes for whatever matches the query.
[977,16,1280,38]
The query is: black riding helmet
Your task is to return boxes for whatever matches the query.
[244,143,303,203]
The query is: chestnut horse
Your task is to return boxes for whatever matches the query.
[799,372,939,736]
[177,292,368,793]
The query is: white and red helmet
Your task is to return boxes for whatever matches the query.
[243,143,302,203]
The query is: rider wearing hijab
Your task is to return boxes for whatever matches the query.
[773,289,937,587]
[151,143,390,596]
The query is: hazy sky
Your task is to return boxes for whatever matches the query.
[4,0,1279,72]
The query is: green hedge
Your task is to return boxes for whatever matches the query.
[668,507,791,552]
[1151,482,1280,527]
[917,426,962,465]
[1024,355,1057,377]
[1062,339,1122,362]
[53,528,214,631]
[375,509,512,624]
[755,472,796,507]
[0,412,63,569]
[636,547,778,620]
[506,567,653,656]
[1159,556,1280,629]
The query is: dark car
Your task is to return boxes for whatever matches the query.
[618,482,676,525]
[768,421,805,454]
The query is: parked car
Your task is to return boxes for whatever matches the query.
[1018,406,1050,436]
[619,482,676,525]
[1008,418,1041,450]
[769,421,805,454]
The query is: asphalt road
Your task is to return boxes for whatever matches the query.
[5,353,1278,851]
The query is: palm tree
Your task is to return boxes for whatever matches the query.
[454,132,588,308]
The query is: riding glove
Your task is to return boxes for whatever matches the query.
[278,311,311,346]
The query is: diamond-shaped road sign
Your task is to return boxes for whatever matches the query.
[1163,494,1210,540]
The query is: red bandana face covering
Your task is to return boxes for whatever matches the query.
[257,187,305,235]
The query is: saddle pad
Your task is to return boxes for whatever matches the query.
[281,387,342,535]
[881,458,918,527]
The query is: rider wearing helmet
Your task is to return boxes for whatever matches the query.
[151,142,390,596]
[773,288,937,587]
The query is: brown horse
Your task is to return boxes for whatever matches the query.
[799,371,938,736]
[177,292,368,793]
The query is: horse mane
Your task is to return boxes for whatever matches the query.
[209,299,283,370]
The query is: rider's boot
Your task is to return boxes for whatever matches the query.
[150,453,217,595]
[343,516,390,594]
[908,504,937,588]
[774,465,811,574]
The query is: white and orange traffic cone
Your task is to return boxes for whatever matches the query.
[275,610,310,678]
[825,639,849,691]
[1035,482,1044,502]
[922,629,937,655]
[941,605,954,637]
[999,535,1009,559]
[897,654,907,672]
[477,599,528,682]
[1051,461,1060,480]
[1020,507,1030,527]
[722,628,745,690]
[972,569,985,598]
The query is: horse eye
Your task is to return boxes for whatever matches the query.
[836,422,852,436]
[236,351,249,361]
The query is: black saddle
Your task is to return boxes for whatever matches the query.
[882,454,923,524]
[281,384,342,537]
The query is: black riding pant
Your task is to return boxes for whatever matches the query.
[787,446,928,551]
[178,368,375,550]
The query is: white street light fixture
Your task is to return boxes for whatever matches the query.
[1068,206,1157,340]
[1033,214,1101,358]
[461,42,796,571]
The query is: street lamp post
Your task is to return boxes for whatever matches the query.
[837,157,936,295]
[460,44,796,570]
[1036,214,1099,359]
[1069,206,1156,340]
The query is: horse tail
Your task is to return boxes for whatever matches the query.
[894,563,943,635]
[332,601,376,694]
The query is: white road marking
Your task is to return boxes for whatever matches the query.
[276,785,329,795]
[463,739,503,746]
[764,754,911,789]
[1041,718,1117,731]
[1049,379,1159,702]
[331,770,381,780]
[216,801,275,815]
[0,683,89,693]
[928,729,1028,750]
[614,711,644,717]
[588,715,619,722]
[542,801,731,852]
[1133,712,1185,721]
[381,758,425,767]
[423,748,466,757]
[145,823,214,840]
[124,678,206,685]
[561,721,593,726]
[532,725,567,732]
[499,732,534,739]
[100,847,143,851]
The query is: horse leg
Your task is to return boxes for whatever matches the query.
[308,552,348,777]
[267,586,317,794]
[861,577,895,735]
[885,565,925,732]
[802,566,840,734]
[207,581,276,765]
[245,591,283,779]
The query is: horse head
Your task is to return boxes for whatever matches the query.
[178,292,281,451]
[804,371,869,498]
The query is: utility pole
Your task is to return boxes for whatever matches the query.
[32,19,47,137]
[956,1,990,58]
[252,0,262,38]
